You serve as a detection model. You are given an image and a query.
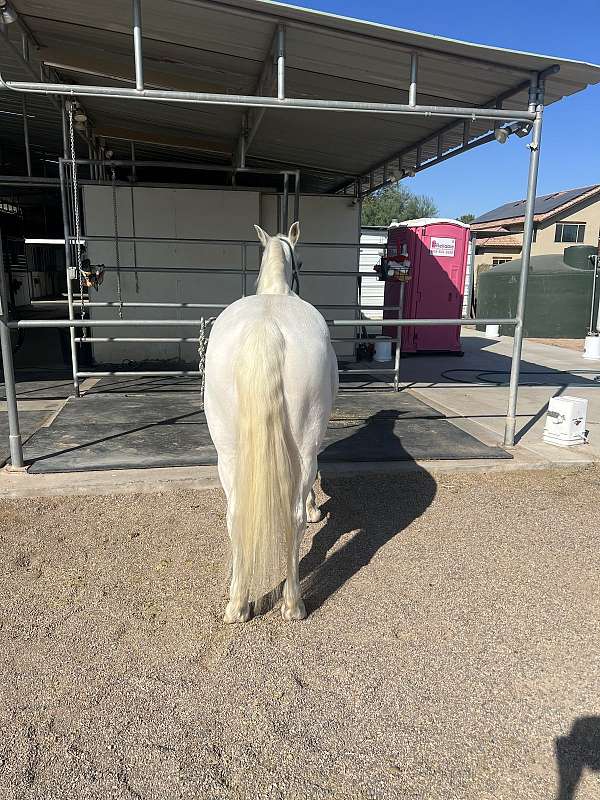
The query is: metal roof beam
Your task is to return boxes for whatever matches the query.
[0,77,537,121]
[235,25,279,167]
[348,65,560,197]
[0,9,94,152]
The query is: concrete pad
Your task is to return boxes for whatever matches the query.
[399,332,600,461]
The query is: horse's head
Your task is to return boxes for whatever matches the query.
[254,222,301,294]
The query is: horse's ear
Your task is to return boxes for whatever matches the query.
[253,224,270,248]
[288,221,300,247]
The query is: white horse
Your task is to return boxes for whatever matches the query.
[204,222,338,622]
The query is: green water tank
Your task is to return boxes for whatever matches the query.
[476,245,598,338]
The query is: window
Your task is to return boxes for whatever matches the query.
[492,257,512,265]
[555,222,585,243]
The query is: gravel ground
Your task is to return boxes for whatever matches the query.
[528,338,585,352]
[1,466,599,800]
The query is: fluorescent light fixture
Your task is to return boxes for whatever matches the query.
[25,238,86,245]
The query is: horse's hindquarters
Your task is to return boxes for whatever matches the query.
[205,295,335,461]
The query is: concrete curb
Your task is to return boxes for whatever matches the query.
[0,455,594,499]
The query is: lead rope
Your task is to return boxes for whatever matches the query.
[197,317,215,409]
[281,238,300,295]
[67,101,86,330]
[111,168,124,319]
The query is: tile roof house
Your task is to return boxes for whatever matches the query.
[471,183,600,275]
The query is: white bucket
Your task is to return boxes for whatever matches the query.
[583,334,600,360]
[485,324,500,338]
[374,336,392,362]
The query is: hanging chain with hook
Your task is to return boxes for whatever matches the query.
[67,101,86,327]
[111,167,124,319]
[197,317,215,408]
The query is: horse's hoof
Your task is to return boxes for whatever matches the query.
[281,599,307,621]
[223,602,251,624]
[307,507,322,523]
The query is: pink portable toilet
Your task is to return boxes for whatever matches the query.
[382,218,470,353]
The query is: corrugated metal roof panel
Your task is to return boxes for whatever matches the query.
[1,0,599,191]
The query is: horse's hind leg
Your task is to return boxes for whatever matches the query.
[224,564,250,623]
[222,497,251,624]
[282,463,317,621]
[282,517,306,621]
[306,486,322,523]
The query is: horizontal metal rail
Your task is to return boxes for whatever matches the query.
[339,368,397,373]
[77,235,381,248]
[75,337,201,343]
[65,266,364,276]
[331,318,518,327]
[77,371,199,377]
[74,335,399,345]
[9,317,511,329]
[49,301,229,309]
[33,301,405,311]
[63,158,299,176]
[0,78,536,121]
[9,319,208,328]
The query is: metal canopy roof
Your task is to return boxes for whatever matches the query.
[1,0,599,192]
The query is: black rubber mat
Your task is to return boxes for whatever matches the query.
[0,376,76,401]
[22,389,510,473]
[0,411,56,467]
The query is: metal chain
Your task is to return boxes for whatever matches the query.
[67,102,85,324]
[111,168,124,319]
[197,317,214,408]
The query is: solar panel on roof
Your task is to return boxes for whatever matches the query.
[474,184,600,224]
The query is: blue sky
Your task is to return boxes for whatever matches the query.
[291,0,600,218]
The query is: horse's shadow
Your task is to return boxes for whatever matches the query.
[300,409,437,614]
[555,717,600,799]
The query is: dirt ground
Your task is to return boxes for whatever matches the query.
[1,466,599,799]
[528,338,585,352]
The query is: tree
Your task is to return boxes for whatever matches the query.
[361,184,438,226]
[458,213,476,224]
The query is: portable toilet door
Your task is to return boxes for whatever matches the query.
[383,218,470,352]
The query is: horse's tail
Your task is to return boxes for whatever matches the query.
[232,317,298,606]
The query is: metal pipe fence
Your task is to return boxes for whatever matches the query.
[0,0,559,464]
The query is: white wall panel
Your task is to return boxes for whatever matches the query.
[83,187,359,364]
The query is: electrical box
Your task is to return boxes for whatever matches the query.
[543,396,588,447]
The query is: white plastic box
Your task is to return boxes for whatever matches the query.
[543,396,588,447]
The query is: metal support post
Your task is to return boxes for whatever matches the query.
[130,140,137,182]
[22,96,31,176]
[281,171,289,231]
[277,25,285,100]
[21,33,32,176]
[132,0,144,91]
[0,237,24,468]
[503,74,544,447]
[293,170,300,223]
[587,254,598,334]
[58,159,80,396]
[409,53,418,107]
[241,241,247,297]
[87,138,94,180]
[393,282,405,391]
[464,232,476,318]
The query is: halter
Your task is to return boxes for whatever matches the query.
[279,236,301,295]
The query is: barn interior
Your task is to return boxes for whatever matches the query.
[1,0,600,474]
